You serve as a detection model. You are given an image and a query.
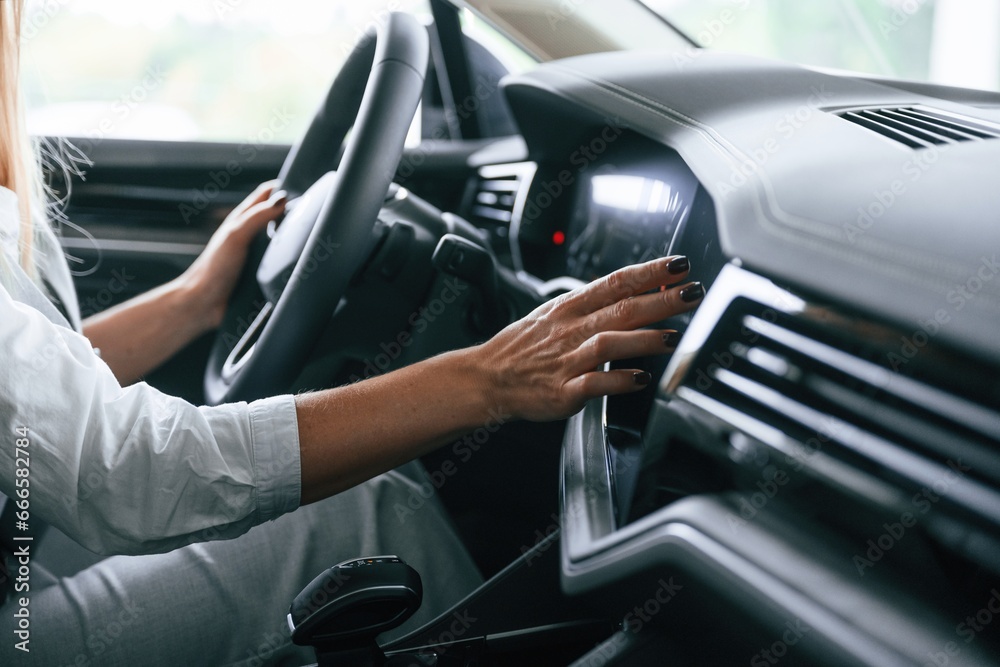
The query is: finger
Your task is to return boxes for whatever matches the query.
[565,256,691,315]
[570,329,681,373]
[583,281,704,336]
[232,180,281,217]
[233,195,288,239]
[565,368,655,401]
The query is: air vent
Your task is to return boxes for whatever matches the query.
[675,297,1000,536]
[467,162,535,229]
[837,105,1000,148]
[659,265,1000,573]
[471,177,518,225]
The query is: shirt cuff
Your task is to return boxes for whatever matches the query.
[248,394,302,522]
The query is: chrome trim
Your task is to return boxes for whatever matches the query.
[660,263,806,395]
[474,161,537,274]
[221,302,273,382]
[561,392,616,560]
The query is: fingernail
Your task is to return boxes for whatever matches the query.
[633,371,652,386]
[268,190,288,206]
[680,282,705,303]
[667,256,690,275]
[663,331,681,347]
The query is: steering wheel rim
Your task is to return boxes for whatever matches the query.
[204,12,429,405]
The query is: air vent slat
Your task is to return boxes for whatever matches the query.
[890,109,995,141]
[861,110,954,145]
[905,107,1000,138]
[879,110,974,142]
[713,367,1000,523]
[837,105,1000,149]
[842,111,932,148]
[467,162,535,230]
[471,205,512,223]
[805,375,1000,483]
[478,180,520,192]
[742,316,1000,441]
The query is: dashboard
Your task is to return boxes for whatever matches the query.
[460,48,1000,666]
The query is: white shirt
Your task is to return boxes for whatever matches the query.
[0,186,301,556]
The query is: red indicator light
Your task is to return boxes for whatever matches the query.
[552,231,566,246]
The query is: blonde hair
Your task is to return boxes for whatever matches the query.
[0,0,43,279]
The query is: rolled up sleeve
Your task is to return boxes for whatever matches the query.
[0,284,303,556]
[248,394,301,523]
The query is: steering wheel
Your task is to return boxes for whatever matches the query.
[204,13,429,405]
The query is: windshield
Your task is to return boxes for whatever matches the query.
[466,0,999,93]
[644,0,1000,93]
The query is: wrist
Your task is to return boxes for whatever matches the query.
[449,343,509,426]
[170,269,224,334]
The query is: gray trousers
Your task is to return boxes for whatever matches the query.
[0,466,482,666]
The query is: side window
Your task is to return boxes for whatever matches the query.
[22,0,431,144]
[419,6,536,141]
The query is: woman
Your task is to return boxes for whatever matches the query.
[0,1,704,664]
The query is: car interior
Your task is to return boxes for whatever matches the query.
[30,0,1000,665]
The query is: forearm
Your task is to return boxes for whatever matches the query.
[83,275,215,385]
[83,183,285,385]
[294,257,702,506]
[296,346,497,504]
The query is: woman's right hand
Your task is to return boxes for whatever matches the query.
[476,256,704,423]
[296,256,704,504]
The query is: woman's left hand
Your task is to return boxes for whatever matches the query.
[180,180,287,329]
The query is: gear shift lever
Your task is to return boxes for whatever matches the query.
[288,556,422,667]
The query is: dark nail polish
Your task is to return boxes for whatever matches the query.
[633,371,652,386]
[680,282,705,303]
[663,331,681,347]
[667,256,690,275]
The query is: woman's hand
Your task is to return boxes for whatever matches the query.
[476,256,703,422]
[179,180,287,330]
[84,182,286,384]
[295,256,703,503]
